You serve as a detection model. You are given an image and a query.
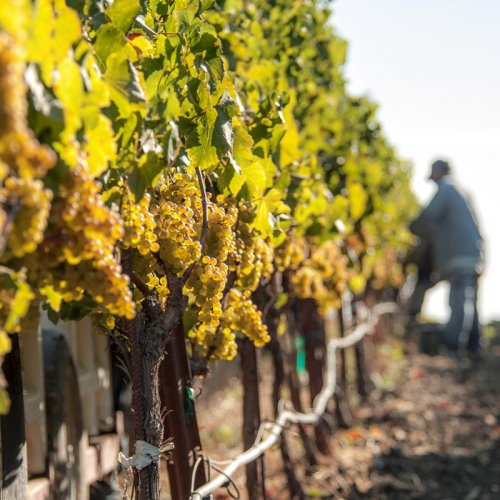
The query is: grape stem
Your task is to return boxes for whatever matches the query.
[132,273,150,297]
[182,167,209,284]
[195,166,209,251]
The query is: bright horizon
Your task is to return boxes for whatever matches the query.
[333,0,500,323]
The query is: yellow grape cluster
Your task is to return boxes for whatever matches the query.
[0,268,34,412]
[224,289,270,347]
[191,320,237,362]
[1,177,52,257]
[0,269,33,344]
[292,240,349,314]
[206,198,238,262]
[35,164,134,319]
[121,188,159,256]
[364,249,404,290]
[233,225,274,292]
[191,288,270,362]
[145,273,170,306]
[275,236,307,272]
[0,33,55,261]
[185,201,237,328]
[151,174,202,276]
[186,257,225,326]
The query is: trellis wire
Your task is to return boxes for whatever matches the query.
[190,302,399,498]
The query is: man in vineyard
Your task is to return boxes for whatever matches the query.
[409,159,484,360]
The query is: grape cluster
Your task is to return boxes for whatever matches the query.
[33,164,135,319]
[128,173,239,332]
[191,288,270,362]
[0,33,55,261]
[121,188,159,256]
[364,248,404,290]
[292,239,349,314]
[191,321,237,361]
[233,227,274,292]
[152,174,202,276]
[185,257,226,326]
[275,236,307,272]
[1,177,52,258]
[185,199,237,328]
[224,289,270,346]
[145,272,170,306]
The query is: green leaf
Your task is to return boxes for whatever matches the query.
[118,112,139,148]
[213,91,235,157]
[198,0,215,13]
[104,51,146,118]
[46,305,60,326]
[128,152,164,200]
[25,64,65,139]
[173,10,196,32]
[58,296,96,322]
[164,122,180,163]
[187,107,219,170]
[217,153,243,197]
[253,188,290,236]
[93,24,127,68]
[106,0,142,33]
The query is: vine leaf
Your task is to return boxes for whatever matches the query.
[348,182,368,222]
[253,189,290,236]
[106,0,142,33]
[212,91,236,157]
[104,52,146,118]
[129,152,163,201]
[94,24,127,67]
[187,107,218,170]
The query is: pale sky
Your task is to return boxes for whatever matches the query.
[333,0,500,322]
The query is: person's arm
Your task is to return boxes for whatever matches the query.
[410,184,449,237]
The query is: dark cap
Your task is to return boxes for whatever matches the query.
[428,159,451,179]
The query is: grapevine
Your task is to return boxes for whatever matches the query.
[0,0,420,497]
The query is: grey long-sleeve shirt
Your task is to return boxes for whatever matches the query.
[409,175,484,279]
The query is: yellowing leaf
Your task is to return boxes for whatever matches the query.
[0,1,30,44]
[54,57,83,138]
[28,0,81,84]
[0,331,11,356]
[84,115,116,176]
[128,35,155,57]
[106,0,141,33]
[348,274,366,295]
[0,389,10,415]
[5,280,34,332]
[253,188,290,236]
[40,285,63,312]
[348,182,368,222]
[280,91,301,166]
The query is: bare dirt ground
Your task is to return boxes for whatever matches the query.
[195,334,500,500]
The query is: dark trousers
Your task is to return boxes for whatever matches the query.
[406,277,435,319]
[443,272,481,354]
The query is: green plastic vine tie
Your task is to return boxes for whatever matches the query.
[295,336,306,374]
[184,385,195,422]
